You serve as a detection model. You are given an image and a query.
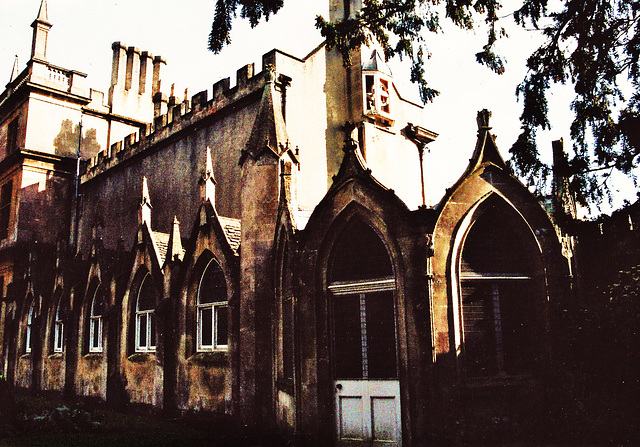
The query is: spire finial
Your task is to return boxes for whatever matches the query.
[139,176,152,225]
[31,0,52,61]
[200,147,216,203]
[166,216,183,263]
[142,176,151,205]
[477,109,492,131]
[36,0,49,23]
[9,55,19,83]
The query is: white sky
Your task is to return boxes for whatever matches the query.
[1,0,636,214]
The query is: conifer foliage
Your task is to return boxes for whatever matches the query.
[512,0,640,206]
[208,0,640,206]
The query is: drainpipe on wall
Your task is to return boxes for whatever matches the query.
[70,115,82,253]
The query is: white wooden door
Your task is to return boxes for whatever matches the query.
[335,379,402,446]
[329,286,402,447]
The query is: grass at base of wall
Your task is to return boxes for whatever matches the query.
[0,389,250,447]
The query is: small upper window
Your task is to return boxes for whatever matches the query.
[197,259,228,352]
[135,273,156,352]
[89,286,105,353]
[7,118,18,154]
[0,180,13,240]
[363,73,393,125]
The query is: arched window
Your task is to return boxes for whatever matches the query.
[135,273,156,352]
[328,219,397,380]
[459,199,540,378]
[53,299,64,353]
[275,237,295,383]
[197,259,228,351]
[89,286,105,353]
[25,297,36,354]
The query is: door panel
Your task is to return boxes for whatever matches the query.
[338,395,365,441]
[335,380,401,446]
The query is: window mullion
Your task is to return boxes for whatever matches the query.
[197,305,202,350]
[99,316,103,350]
[149,311,153,349]
[148,311,154,349]
[212,304,217,349]
[360,293,368,379]
[492,284,505,374]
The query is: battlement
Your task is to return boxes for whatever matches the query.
[81,51,291,183]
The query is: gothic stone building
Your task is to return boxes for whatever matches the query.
[0,1,569,445]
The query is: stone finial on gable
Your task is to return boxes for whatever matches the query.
[464,108,505,173]
[139,176,152,226]
[199,147,216,204]
[166,216,183,263]
[477,109,492,131]
[342,121,359,153]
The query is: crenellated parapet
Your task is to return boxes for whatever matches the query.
[80,54,286,183]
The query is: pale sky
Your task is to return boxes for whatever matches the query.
[1,0,636,213]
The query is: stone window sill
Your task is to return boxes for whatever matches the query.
[188,351,228,367]
[127,353,157,364]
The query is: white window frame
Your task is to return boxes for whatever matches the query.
[196,259,228,352]
[135,310,155,352]
[25,300,35,354]
[197,301,228,352]
[363,73,393,122]
[89,288,104,353]
[135,273,156,353]
[53,301,64,353]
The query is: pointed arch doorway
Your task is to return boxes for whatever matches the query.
[328,218,402,446]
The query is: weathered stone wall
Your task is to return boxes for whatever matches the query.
[25,94,84,157]
[77,96,261,257]
[182,361,230,412]
[15,355,32,388]
[18,162,73,246]
[0,103,28,161]
[124,356,162,406]
[42,354,65,391]
[76,354,106,399]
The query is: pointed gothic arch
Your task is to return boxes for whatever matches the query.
[451,194,546,378]
[49,286,65,355]
[84,277,106,354]
[127,268,158,354]
[312,207,408,447]
[193,253,229,353]
[327,216,397,380]
[23,293,37,355]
